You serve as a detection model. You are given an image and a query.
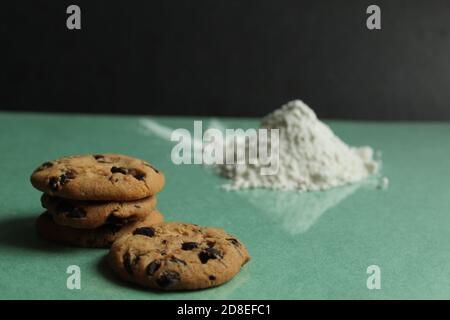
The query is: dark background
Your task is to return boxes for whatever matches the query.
[1,0,450,120]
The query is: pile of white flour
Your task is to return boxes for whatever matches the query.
[216,100,379,191]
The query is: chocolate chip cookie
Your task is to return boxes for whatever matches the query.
[31,154,165,201]
[36,210,164,248]
[41,194,157,229]
[108,222,250,290]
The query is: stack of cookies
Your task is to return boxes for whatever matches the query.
[30,153,251,291]
[30,154,165,248]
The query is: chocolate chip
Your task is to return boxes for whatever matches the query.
[144,163,159,173]
[48,177,60,191]
[169,256,187,265]
[227,238,240,246]
[123,253,133,275]
[48,171,75,191]
[133,227,155,237]
[37,162,53,171]
[209,275,216,281]
[198,248,223,264]
[66,207,87,219]
[94,155,112,163]
[161,240,167,245]
[181,242,198,251]
[134,205,141,209]
[59,174,68,185]
[59,170,76,186]
[123,253,143,275]
[127,168,146,181]
[93,154,105,162]
[134,172,146,181]
[146,260,161,276]
[156,271,180,288]
[106,214,129,226]
[111,166,128,174]
[65,170,76,179]
[110,166,146,181]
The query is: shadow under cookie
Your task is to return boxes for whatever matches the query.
[0,214,77,253]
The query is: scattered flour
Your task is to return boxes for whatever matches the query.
[377,176,389,190]
[216,100,380,191]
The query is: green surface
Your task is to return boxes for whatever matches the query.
[0,111,449,300]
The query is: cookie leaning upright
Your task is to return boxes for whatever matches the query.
[31,154,165,201]
[108,222,251,290]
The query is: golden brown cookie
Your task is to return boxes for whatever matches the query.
[35,210,164,248]
[108,222,250,290]
[30,154,165,201]
[41,194,157,229]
